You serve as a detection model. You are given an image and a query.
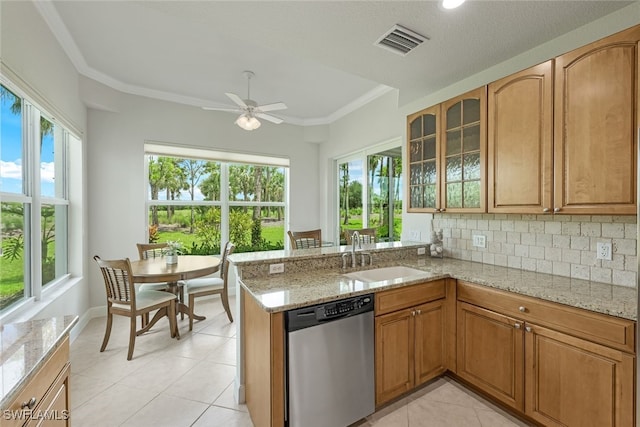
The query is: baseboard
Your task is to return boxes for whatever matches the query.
[69,305,105,343]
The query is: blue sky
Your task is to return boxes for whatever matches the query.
[1,95,56,197]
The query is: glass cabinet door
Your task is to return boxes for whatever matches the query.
[441,88,486,212]
[407,105,439,212]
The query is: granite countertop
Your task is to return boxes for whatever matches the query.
[0,315,78,410]
[238,257,637,321]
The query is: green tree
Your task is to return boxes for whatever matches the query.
[180,159,206,233]
[340,163,349,225]
[200,162,221,201]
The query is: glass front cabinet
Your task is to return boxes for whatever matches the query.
[407,87,486,213]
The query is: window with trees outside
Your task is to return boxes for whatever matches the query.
[145,146,288,255]
[337,142,403,244]
[1,83,71,312]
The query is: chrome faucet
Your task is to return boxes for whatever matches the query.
[342,231,373,269]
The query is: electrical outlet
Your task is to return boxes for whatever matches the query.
[269,263,285,274]
[596,242,612,261]
[410,230,421,241]
[417,247,426,255]
[472,234,486,248]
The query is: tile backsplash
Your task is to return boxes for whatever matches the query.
[432,214,637,288]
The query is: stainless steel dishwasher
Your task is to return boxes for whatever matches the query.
[286,294,375,427]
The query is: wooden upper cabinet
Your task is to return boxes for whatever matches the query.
[440,87,487,212]
[407,105,441,212]
[554,25,640,215]
[488,61,553,214]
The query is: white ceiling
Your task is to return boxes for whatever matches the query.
[37,1,631,126]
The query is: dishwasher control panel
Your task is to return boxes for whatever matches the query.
[320,295,373,319]
[286,294,374,332]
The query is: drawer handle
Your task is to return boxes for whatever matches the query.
[21,397,37,410]
[518,306,526,313]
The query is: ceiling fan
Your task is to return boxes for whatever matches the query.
[203,70,287,131]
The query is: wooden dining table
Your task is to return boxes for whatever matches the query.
[130,255,221,334]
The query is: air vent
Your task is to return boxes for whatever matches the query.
[375,24,428,56]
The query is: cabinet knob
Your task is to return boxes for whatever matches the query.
[514,323,521,329]
[525,326,532,333]
[440,208,446,212]
[518,306,526,313]
[416,309,421,315]
[411,310,416,316]
[21,397,37,410]
[542,207,550,213]
[553,207,561,213]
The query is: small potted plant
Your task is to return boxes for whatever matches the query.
[164,240,183,265]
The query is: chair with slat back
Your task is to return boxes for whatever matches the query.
[93,256,179,360]
[344,228,377,245]
[288,229,322,249]
[136,242,180,322]
[137,242,168,260]
[181,242,236,330]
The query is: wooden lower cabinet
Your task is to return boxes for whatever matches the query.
[375,299,446,406]
[525,323,635,427]
[457,294,635,427]
[457,302,524,411]
[5,337,71,427]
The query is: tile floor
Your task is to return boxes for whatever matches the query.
[70,296,531,427]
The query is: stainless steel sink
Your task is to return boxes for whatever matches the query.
[343,266,427,282]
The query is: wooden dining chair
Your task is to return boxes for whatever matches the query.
[181,242,236,330]
[288,229,322,249]
[344,227,377,245]
[93,256,179,360]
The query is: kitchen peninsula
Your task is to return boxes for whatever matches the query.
[231,242,636,427]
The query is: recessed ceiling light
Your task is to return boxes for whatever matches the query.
[441,0,466,9]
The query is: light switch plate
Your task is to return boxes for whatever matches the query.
[472,235,486,248]
[417,247,426,255]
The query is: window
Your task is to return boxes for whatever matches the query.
[1,83,71,312]
[337,140,403,244]
[145,145,288,254]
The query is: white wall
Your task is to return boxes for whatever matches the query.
[86,87,320,307]
[0,1,89,323]
[320,3,640,245]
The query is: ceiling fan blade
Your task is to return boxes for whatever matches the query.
[202,106,241,112]
[257,102,287,112]
[256,112,284,124]
[225,92,248,108]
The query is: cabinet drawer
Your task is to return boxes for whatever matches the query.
[376,280,446,316]
[457,281,635,353]
[5,337,69,427]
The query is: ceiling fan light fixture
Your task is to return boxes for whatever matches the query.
[235,113,261,131]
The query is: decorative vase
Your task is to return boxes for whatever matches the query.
[166,254,178,265]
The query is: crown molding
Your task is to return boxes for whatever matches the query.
[33,0,393,126]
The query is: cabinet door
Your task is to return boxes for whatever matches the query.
[524,323,635,427]
[488,61,553,214]
[457,302,524,411]
[26,364,70,427]
[375,308,414,406]
[554,25,640,215]
[407,105,441,212]
[414,299,446,386]
[440,87,487,212]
